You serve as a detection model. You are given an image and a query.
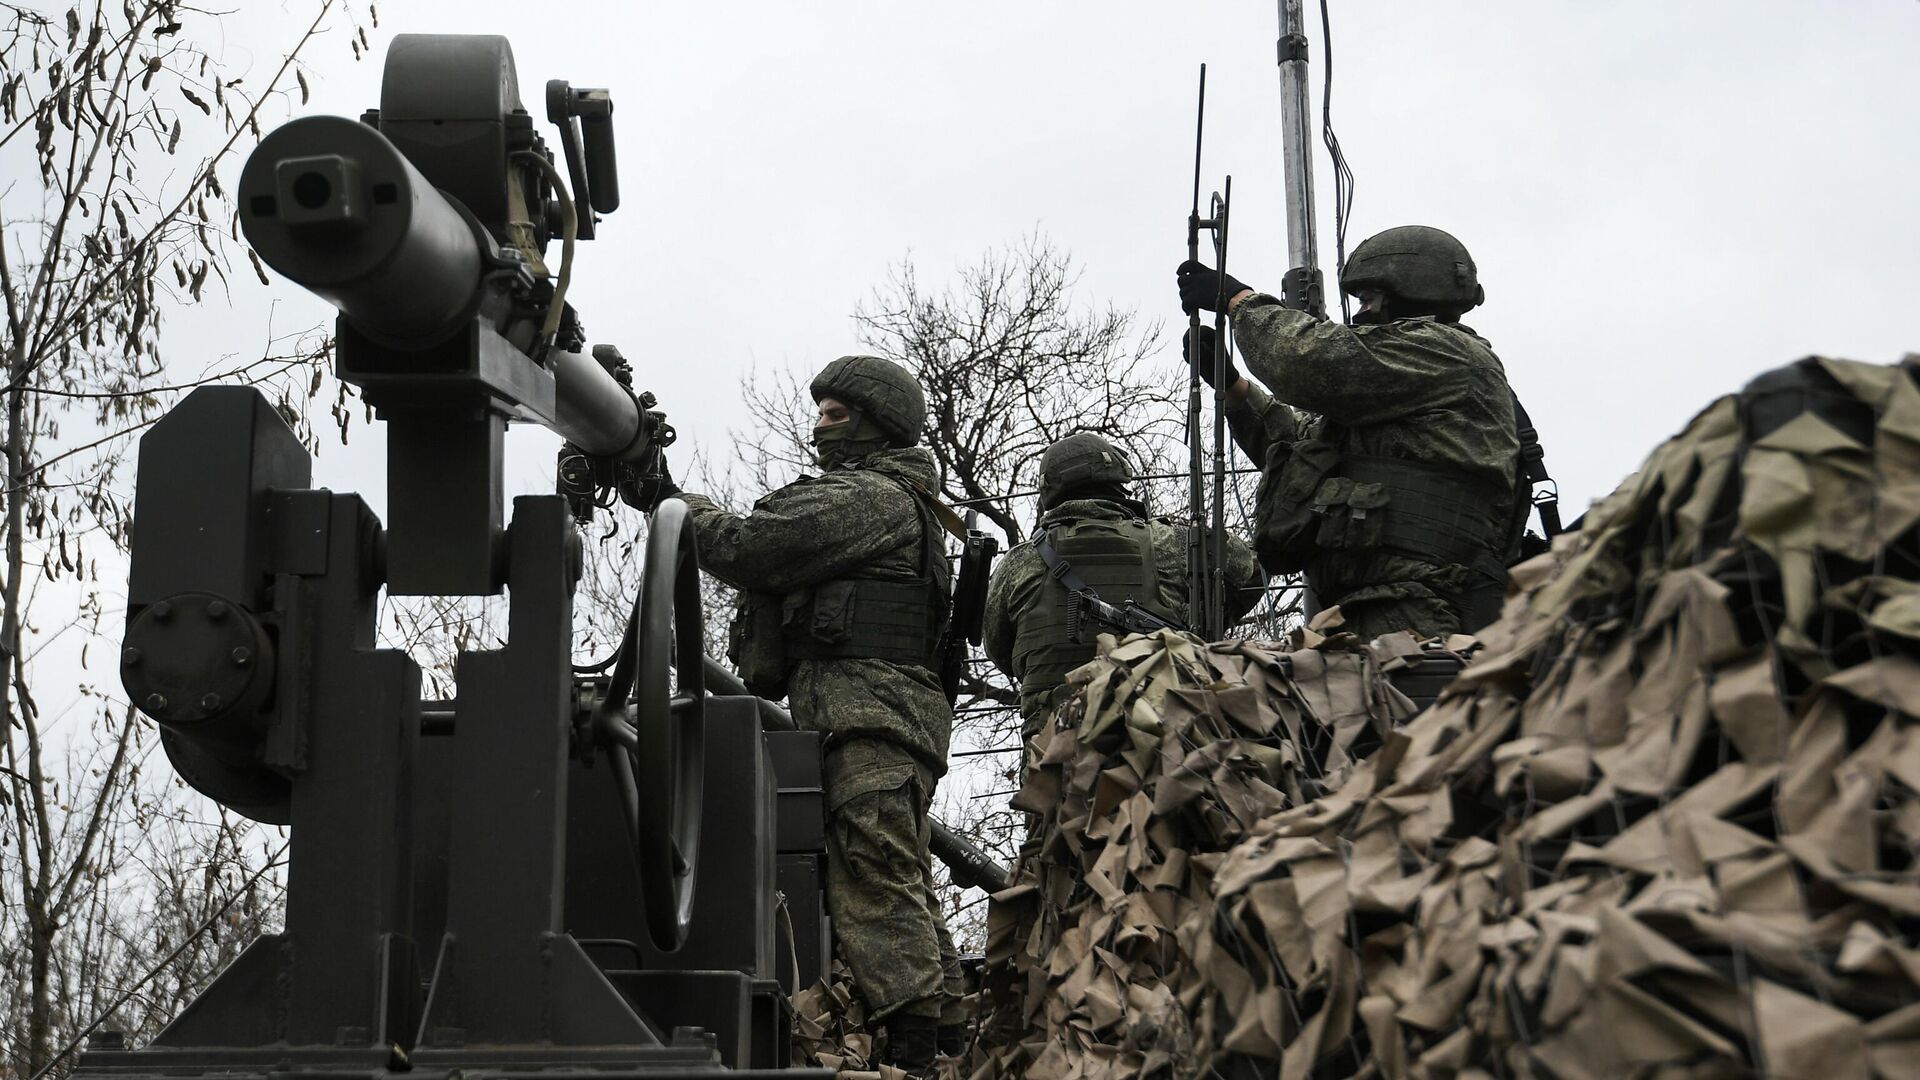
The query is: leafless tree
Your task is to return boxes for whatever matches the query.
[738,235,1183,545]
[727,236,1198,947]
[0,4,368,1076]
[552,241,1299,955]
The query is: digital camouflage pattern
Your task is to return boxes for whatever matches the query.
[678,443,964,1023]
[1339,224,1483,311]
[983,497,1266,731]
[809,354,927,448]
[1225,297,1519,641]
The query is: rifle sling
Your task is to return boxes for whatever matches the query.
[1034,533,1097,597]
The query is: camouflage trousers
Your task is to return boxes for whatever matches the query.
[822,737,965,1023]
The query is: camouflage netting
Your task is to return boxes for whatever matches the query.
[968,630,1446,1075]
[968,355,1920,1078]
[791,959,972,1078]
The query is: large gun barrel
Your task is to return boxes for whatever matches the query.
[241,115,482,346]
[238,116,650,463]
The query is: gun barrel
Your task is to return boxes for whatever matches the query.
[240,116,484,346]
[546,346,646,458]
[244,116,653,461]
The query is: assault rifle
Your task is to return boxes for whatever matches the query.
[940,511,1000,703]
[1036,533,1184,642]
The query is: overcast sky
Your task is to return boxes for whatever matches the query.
[176,0,1919,524]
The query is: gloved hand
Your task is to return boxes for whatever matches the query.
[1176,259,1251,314]
[619,453,680,514]
[1181,324,1241,390]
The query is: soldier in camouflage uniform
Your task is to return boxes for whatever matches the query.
[984,432,1265,733]
[657,356,963,1074]
[1176,226,1520,641]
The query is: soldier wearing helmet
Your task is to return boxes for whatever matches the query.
[1175,226,1523,640]
[982,431,1264,732]
[653,355,963,1074]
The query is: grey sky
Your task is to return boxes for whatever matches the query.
[183,0,1918,523]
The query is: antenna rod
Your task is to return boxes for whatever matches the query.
[1207,178,1232,641]
[1185,63,1212,636]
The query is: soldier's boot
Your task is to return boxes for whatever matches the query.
[883,1015,939,1077]
[937,1024,965,1058]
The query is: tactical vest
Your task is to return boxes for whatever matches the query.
[733,475,950,697]
[1012,515,1180,700]
[1254,418,1512,628]
[1320,453,1510,569]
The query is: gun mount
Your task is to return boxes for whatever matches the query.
[85,35,837,1079]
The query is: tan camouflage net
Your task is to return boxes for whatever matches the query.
[972,355,1920,1078]
[968,629,1443,1076]
[792,958,972,1077]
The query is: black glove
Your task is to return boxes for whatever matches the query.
[1176,259,1250,315]
[619,453,680,514]
[1180,324,1240,390]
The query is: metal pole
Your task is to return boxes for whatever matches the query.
[1185,65,1212,638]
[1277,0,1319,276]
[1207,179,1232,641]
[1278,0,1325,622]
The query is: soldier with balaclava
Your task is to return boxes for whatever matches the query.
[983,431,1264,734]
[1176,226,1526,641]
[650,355,964,1075]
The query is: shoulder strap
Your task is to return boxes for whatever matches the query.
[1512,395,1562,539]
[896,476,968,540]
[1033,530,1094,596]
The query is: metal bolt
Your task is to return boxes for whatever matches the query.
[205,600,229,620]
[145,693,169,712]
[122,646,142,666]
[150,601,172,621]
[200,693,223,711]
[231,646,252,666]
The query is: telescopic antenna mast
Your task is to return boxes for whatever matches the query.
[1276,0,1325,314]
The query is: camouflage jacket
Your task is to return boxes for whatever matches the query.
[678,446,953,776]
[1225,297,1519,631]
[982,497,1266,725]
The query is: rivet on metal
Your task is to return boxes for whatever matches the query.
[145,693,169,712]
[150,601,172,621]
[206,600,229,620]
[122,647,143,666]
[200,693,223,711]
[231,647,253,666]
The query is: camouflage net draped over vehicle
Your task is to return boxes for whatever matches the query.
[968,629,1441,1076]
[969,355,1920,1078]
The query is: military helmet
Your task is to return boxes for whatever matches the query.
[1038,432,1133,510]
[810,355,926,447]
[1340,225,1484,312]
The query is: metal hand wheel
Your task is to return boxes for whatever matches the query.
[595,497,705,950]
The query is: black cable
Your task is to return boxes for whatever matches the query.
[571,647,623,675]
[946,469,1262,509]
[1320,0,1356,323]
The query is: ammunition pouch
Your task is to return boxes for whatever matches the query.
[728,591,791,700]
[783,577,947,669]
[1325,455,1506,569]
[1252,435,1342,574]
[778,475,951,674]
[1257,434,1507,580]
